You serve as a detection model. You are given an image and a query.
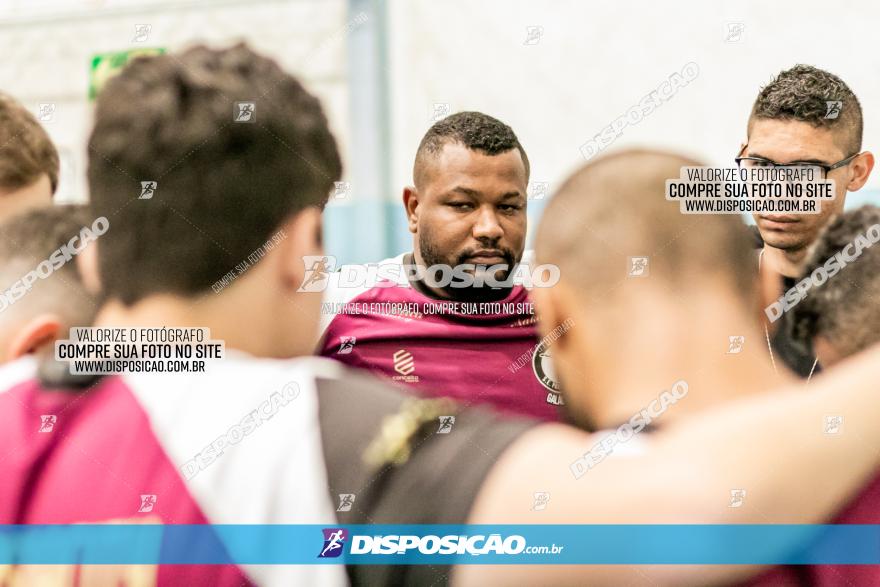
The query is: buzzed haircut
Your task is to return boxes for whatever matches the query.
[790,205,880,358]
[88,43,342,306]
[749,65,863,156]
[0,205,96,325]
[413,111,529,188]
[0,92,59,193]
[536,149,756,301]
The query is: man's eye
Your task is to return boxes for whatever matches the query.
[448,202,473,210]
[498,204,521,212]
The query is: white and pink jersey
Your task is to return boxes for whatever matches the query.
[0,354,347,587]
[318,253,563,421]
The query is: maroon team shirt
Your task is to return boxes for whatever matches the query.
[318,253,562,421]
[0,355,346,587]
[0,374,249,586]
[744,471,880,586]
[809,472,880,584]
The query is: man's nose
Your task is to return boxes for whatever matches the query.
[472,206,504,240]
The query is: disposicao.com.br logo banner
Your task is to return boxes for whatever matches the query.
[3,524,880,565]
[318,526,562,562]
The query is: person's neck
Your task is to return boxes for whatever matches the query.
[587,298,794,430]
[94,293,281,358]
[762,243,809,279]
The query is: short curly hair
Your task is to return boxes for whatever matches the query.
[749,65,862,156]
[413,111,529,187]
[789,205,880,358]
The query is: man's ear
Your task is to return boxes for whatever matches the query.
[530,281,576,353]
[7,314,63,360]
[403,187,420,234]
[278,207,324,291]
[76,240,102,295]
[813,335,840,368]
[847,151,875,192]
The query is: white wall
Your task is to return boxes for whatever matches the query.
[0,0,350,204]
[387,0,880,213]
[3,0,879,258]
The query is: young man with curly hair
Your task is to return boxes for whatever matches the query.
[738,65,874,377]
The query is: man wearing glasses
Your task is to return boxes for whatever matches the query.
[736,65,874,377]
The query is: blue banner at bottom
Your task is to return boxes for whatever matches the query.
[1,524,880,565]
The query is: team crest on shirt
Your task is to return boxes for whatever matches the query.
[391,349,419,383]
[532,340,564,405]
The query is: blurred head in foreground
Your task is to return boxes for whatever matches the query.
[0,205,97,363]
[790,205,880,367]
[87,43,342,357]
[533,148,776,430]
[0,92,59,219]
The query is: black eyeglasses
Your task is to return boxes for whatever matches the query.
[735,151,861,179]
